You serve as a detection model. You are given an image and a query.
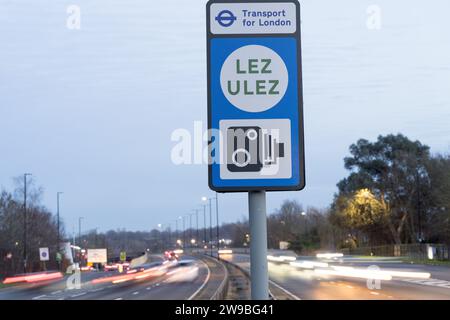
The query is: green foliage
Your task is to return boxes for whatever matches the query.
[331,134,450,246]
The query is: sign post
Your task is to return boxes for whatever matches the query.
[39,247,49,271]
[39,247,50,261]
[207,0,304,299]
[120,251,127,262]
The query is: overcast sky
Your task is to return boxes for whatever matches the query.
[1,0,449,234]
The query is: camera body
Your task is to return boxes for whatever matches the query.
[219,119,292,180]
[225,124,285,173]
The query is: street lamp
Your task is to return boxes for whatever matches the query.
[202,196,213,256]
[165,222,172,249]
[192,209,199,248]
[178,216,185,249]
[202,204,207,248]
[201,194,220,256]
[78,217,84,243]
[157,223,163,252]
[301,211,307,234]
[175,218,181,248]
[23,173,32,273]
[56,192,63,270]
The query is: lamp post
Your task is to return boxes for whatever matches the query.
[23,173,32,273]
[178,216,185,249]
[301,211,307,234]
[202,196,213,257]
[202,204,207,248]
[193,209,199,248]
[189,213,193,248]
[175,219,178,247]
[57,192,63,270]
[167,223,172,250]
[157,223,163,252]
[78,217,84,264]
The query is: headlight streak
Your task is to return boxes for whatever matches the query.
[314,268,392,281]
[316,253,344,259]
[218,249,233,254]
[3,272,63,284]
[290,261,329,269]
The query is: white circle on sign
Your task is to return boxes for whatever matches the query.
[220,45,288,113]
[232,148,251,167]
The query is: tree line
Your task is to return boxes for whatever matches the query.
[0,178,61,277]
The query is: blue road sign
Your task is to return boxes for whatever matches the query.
[207,0,304,192]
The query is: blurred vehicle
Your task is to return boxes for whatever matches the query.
[165,259,199,283]
[92,261,168,284]
[164,250,180,261]
[128,261,164,273]
[104,262,130,272]
[104,263,118,271]
[80,266,94,272]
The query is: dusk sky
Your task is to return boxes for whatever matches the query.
[1,0,449,235]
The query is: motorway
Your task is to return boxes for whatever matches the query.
[3,252,450,300]
[222,253,450,300]
[0,255,224,300]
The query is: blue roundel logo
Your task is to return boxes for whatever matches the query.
[215,10,237,27]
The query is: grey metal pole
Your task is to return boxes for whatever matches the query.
[195,209,199,247]
[57,193,60,249]
[209,198,213,256]
[248,190,269,300]
[189,214,193,248]
[175,219,178,247]
[57,192,63,270]
[215,193,219,258]
[78,217,83,263]
[182,216,186,249]
[168,224,172,249]
[203,205,207,247]
[78,217,82,244]
[23,173,31,273]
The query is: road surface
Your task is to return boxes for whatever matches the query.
[222,253,450,300]
[0,255,224,300]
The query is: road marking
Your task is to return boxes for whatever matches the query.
[269,280,301,300]
[188,259,211,300]
[115,297,123,300]
[51,290,62,295]
[32,295,47,300]
[71,292,87,298]
[370,291,380,296]
[90,288,104,292]
[346,285,354,289]
[228,256,301,300]
[132,291,139,295]
[401,278,450,289]
[146,287,151,290]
